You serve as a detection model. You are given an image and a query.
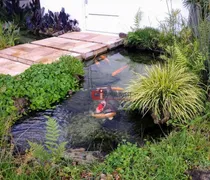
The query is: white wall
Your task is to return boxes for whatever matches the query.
[119,0,189,32]
[40,0,189,33]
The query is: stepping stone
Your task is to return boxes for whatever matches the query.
[59,32,123,49]
[0,58,30,76]
[0,44,81,65]
[31,37,107,60]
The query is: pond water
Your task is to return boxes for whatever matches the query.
[12,48,168,154]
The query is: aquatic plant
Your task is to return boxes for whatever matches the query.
[123,62,205,124]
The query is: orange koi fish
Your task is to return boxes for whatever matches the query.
[91,112,116,120]
[100,55,110,64]
[94,60,100,66]
[112,65,128,76]
[111,87,124,91]
[96,87,124,91]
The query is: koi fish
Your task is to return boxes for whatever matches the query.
[110,87,124,91]
[96,87,124,91]
[91,112,116,120]
[94,60,100,66]
[112,65,128,76]
[95,100,106,113]
[100,55,106,59]
[100,55,110,64]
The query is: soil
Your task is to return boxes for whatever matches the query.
[188,169,210,180]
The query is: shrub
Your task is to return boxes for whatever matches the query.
[0,21,20,49]
[124,27,160,50]
[123,62,205,124]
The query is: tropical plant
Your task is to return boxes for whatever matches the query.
[29,117,67,163]
[125,27,161,50]
[0,0,39,27]
[183,0,209,19]
[26,7,80,36]
[0,0,79,36]
[0,21,20,49]
[123,62,205,124]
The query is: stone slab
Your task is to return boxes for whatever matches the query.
[31,37,107,60]
[0,58,30,76]
[0,44,81,65]
[59,32,123,49]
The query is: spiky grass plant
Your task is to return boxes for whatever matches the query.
[124,62,205,124]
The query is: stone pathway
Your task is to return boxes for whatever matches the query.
[0,32,123,76]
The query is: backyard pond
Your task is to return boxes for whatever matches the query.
[11,48,168,155]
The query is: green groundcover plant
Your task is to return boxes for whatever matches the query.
[0,55,84,137]
[92,116,210,180]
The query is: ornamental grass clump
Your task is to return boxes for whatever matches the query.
[124,62,205,124]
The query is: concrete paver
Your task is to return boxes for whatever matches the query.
[0,58,30,76]
[31,37,107,59]
[0,44,81,65]
[59,32,123,49]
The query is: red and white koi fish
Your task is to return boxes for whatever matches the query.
[95,100,106,113]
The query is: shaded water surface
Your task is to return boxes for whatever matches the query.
[12,49,167,154]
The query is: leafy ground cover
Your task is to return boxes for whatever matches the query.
[0,55,84,137]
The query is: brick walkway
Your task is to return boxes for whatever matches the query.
[0,32,123,76]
